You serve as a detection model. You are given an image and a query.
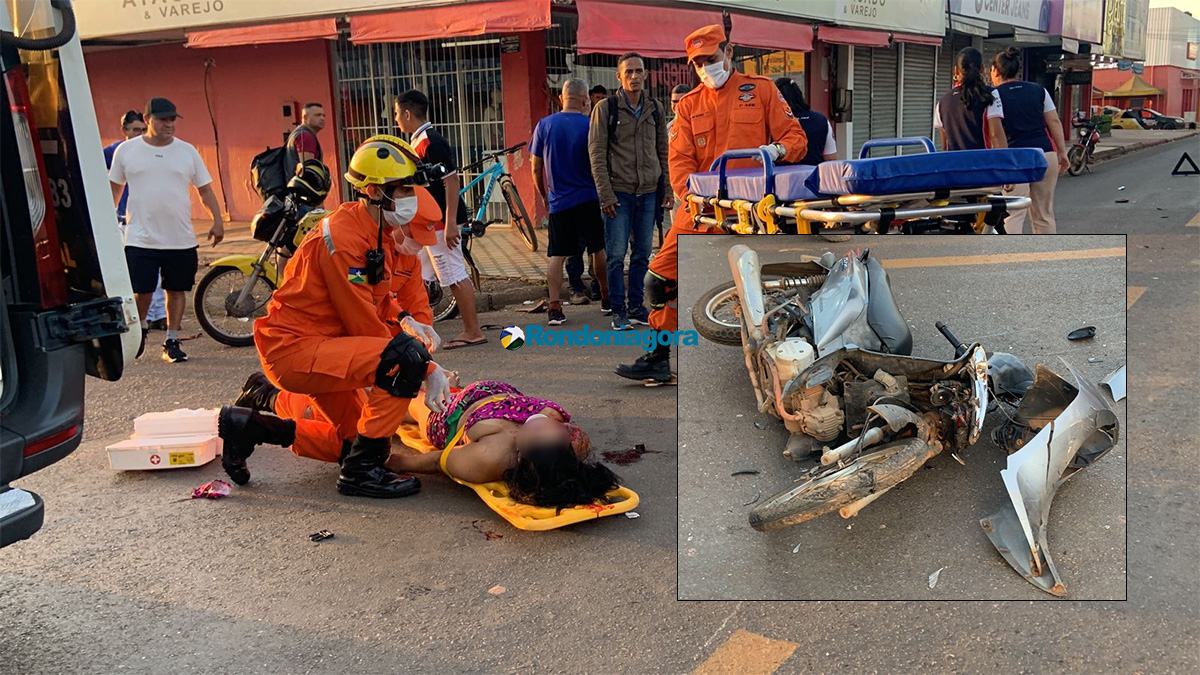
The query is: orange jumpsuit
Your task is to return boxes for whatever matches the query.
[257,189,442,463]
[648,70,807,332]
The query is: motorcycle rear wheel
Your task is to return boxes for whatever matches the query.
[193,265,275,347]
[748,437,937,532]
[1067,146,1086,176]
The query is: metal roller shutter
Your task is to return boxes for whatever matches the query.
[901,44,938,154]
[851,46,900,158]
[872,47,899,155]
[852,46,873,159]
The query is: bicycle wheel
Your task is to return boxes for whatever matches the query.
[500,178,537,252]
[193,266,274,347]
[748,438,937,532]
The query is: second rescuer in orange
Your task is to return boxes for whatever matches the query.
[217,136,453,499]
[615,24,807,384]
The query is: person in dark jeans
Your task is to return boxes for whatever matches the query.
[587,52,668,331]
[285,102,325,175]
[531,79,609,326]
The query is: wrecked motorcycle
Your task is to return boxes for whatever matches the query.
[695,244,1120,595]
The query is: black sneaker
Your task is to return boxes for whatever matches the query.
[601,299,613,316]
[616,346,672,383]
[628,308,651,326]
[162,339,188,363]
[548,307,567,325]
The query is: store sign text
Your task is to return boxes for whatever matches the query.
[846,0,886,19]
[974,0,1033,22]
[122,0,226,21]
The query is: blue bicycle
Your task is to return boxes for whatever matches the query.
[458,142,537,252]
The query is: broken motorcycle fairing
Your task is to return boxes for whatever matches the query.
[981,360,1120,596]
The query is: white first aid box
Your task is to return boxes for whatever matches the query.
[106,434,222,471]
[133,408,219,438]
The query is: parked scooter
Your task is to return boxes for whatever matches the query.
[695,244,1120,595]
[1067,112,1101,176]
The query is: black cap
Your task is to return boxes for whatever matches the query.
[145,97,181,119]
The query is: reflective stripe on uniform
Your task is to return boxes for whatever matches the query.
[322,217,335,255]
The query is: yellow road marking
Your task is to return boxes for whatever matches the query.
[774,247,1125,269]
[1127,286,1147,309]
[694,629,799,675]
[1187,212,1200,227]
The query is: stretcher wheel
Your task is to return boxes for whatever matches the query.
[748,438,937,532]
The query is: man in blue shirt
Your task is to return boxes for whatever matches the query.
[530,79,609,326]
[104,110,167,330]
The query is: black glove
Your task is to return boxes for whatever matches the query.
[374,332,431,398]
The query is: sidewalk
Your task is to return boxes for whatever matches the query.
[1092,127,1198,162]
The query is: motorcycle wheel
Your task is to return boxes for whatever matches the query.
[692,282,744,346]
[193,265,275,347]
[428,280,459,322]
[1067,146,1086,176]
[748,438,937,532]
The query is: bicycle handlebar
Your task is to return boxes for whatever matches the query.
[462,142,527,172]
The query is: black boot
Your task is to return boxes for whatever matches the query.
[616,343,672,383]
[232,372,279,413]
[217,405,296,485]
[336,434,421,499]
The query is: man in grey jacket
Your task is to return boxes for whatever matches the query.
[588,52,669,331]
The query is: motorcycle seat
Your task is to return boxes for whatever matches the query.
[865,257,913,355]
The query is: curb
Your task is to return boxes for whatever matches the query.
[1092,131,1199,165]
[475,281,547,313]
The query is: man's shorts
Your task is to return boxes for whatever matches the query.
[417,228,471,286]
[547,199,605,258]
[125,246,198,294]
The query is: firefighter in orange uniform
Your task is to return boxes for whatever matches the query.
[615,24,807,383]
[219,136,452,499]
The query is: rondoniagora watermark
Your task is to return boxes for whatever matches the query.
[515,325,699,352]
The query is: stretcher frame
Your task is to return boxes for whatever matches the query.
[685,139,1034,235]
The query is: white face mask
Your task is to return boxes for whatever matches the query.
[700,60,730,89]
[390,225,423,255]
[382,195,419,227]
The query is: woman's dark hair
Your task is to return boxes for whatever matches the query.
[774,77,809,115]
[954,47,993,109]
[120,110,144,127]
[991,47,1022,81]
[504,441,621,512]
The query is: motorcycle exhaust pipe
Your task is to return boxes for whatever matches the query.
[728,245,767,343]
[821,426,886,466]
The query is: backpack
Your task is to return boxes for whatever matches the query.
[250,145,288,200]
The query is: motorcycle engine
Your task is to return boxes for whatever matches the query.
[794,385,843,442]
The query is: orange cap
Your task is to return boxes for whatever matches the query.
[402,186,441,247]
[685,24,726,63]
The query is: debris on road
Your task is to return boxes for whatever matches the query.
[1088,357,1103,363]
[792,543,802,553]
[1067,326,1096,341]
[602,443,658,466]
[624,512,640,519]
[743,492,761,506]
[1115,199,1130,203]
[517,299,548,313]
[731,469,759,476]
[753,422,766,429]
[1117,185,1126,190]
[929,566,946,589]
[1100,365,1127,402]
[190,479,232,500]
[487,585,506,595]
[309,530,334,542]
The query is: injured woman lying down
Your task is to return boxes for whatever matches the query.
[390,380,621,510]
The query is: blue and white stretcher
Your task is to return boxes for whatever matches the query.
[684,137,1046,234]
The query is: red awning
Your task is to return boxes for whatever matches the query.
[350,0,550,45]
[186,18,338,49]
[817,26,890,48]
[893,32,942,46]
[577,0,812,59]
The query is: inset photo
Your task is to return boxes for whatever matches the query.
[678,235,1127,600]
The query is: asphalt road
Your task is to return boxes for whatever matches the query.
[679,236,1128,601]
[1,139,1197,673]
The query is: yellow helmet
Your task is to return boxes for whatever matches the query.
[344,135,428,190]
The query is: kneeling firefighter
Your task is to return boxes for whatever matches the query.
[219,135,451,498]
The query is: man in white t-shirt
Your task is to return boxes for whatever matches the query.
[109,97,224,363]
